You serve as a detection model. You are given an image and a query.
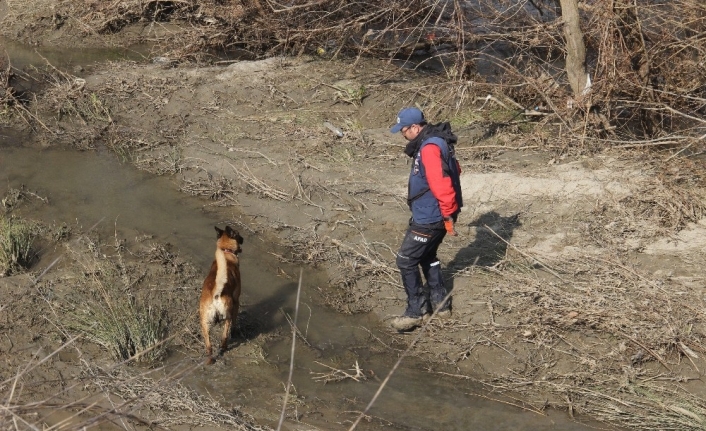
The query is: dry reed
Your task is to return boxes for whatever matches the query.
[427,234,706,431]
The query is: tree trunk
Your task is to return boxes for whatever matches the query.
[559,0,588,97]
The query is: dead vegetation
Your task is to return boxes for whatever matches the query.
[0,53,12,112]
[49,231,197,362]
[1,355,269,430]
[424,245,706,430]
[42,73,112,126]
[83,364,269,430]
[181,174,240,204]
[583,158,706,253]
[0,54,42,130]
[0,215,38,276]
[2,0,705,152]
[7,0,698,145]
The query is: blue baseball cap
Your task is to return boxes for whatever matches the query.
[390,107,425,133]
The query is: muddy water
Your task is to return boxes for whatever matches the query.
[0,35,149,72]
[2,38,599,429]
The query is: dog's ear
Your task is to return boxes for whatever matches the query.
[235,233,243,254]
[214,226,224,238]
[225,226,244,245]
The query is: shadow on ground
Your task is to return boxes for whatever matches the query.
[234,281,298,342]
[444,211,522,295]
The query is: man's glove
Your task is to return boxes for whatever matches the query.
[443,216,458,236]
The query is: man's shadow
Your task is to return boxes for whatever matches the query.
[444,211,522,295]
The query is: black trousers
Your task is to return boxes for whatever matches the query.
[395,219,451,318]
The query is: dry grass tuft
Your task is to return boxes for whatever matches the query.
[0,215,38,276]
[40,66,112,125]
[84,364,269,430]
[43,231,199,363]
[58,240,171,363]
[180,173,239,205]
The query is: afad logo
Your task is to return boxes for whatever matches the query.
[413,235,428,243]
[413,157,420,175]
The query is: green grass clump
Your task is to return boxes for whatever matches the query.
[66,285,170,363]
[0,215,37,276]
[55,234,182,364]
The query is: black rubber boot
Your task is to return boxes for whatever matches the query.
[425,260,451,312]
[399,267,429,317]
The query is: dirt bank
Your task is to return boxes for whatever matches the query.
[3,4,706,430]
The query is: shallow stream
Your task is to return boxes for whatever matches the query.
[1,42,600,431]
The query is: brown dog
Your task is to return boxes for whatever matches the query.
[199,225,243,365]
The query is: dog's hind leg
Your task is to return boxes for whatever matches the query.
[200,312,215,365]
[230,298,240,339]
[220,317,231,355]
[219,296,234,355]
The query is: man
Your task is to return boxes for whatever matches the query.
[389,107,463,331]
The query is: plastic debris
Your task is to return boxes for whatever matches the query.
[323,121,344,138]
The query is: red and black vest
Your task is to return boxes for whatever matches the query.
[407,136,463,224]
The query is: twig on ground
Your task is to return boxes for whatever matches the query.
[311,361,367,383]
[277,268,303,431]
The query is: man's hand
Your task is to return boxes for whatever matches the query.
[443,217,458,236]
